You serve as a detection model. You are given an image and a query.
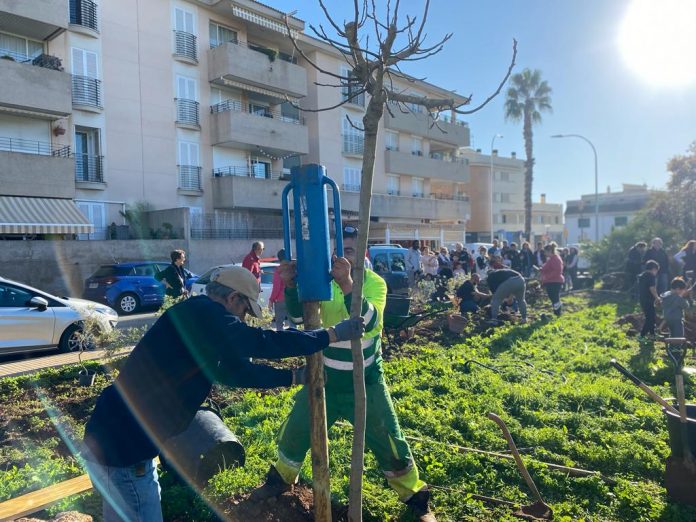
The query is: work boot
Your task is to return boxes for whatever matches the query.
[405,489,437,522]
[249,465,291,501]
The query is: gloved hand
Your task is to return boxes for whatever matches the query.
[292,366,307,386]
[332,317,365,342]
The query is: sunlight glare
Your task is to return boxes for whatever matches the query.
[618,0,696,87]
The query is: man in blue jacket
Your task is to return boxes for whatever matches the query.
[82,266,363,522]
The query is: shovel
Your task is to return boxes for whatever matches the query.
[666,345,696,473]
[488,413,553,520]
[610,359,680,415]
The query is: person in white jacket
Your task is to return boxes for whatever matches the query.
[405,240,423,287]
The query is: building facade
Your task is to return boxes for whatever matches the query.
[565,183,658,244]
[460,149,564,244]
[0,0,475,244]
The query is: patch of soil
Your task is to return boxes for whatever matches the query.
[17,511,92,522]
[221,484,347,522]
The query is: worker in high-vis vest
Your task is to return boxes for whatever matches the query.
[257,225,436,522]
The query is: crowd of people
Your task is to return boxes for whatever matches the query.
[627,237,694,340]
[400,238,580,324]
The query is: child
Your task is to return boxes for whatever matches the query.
[661,277,692,338]
[638,260,661,338]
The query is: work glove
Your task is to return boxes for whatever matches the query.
[332,317,365,342]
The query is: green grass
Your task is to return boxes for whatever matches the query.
[1,292,695,521]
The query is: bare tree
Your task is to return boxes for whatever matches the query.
[284,2,517,520]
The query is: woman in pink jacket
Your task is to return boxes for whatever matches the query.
[540,242,565,316]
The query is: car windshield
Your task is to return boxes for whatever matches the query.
[196,268,222,286]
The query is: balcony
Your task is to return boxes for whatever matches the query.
[72,75,102,111]
[178,165,202,192]
[384,149,469,182]
[173,30,197,64]
[75,154,104,184]
[384,103,470,147]
[342,134,364,156]
[212,173,286,210]
[212,165,286,179]
[0,0,68,40]
[0,57,71,118]
[69,0,98,36]
[175,98,200,129]
[210,100,309,156]
[0,137,74,198]
[338,191,470,221]
[208,41,307,98]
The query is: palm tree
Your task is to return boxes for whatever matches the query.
[504,68,553,241]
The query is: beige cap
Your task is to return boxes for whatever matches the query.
[210,265,262,317]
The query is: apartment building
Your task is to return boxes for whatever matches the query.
[460,148,564,244]
[565,183,658,244]
[0,0,471,243]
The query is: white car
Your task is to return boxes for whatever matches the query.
[0,276,118,356]
[191,262,279,306]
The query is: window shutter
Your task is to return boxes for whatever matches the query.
[72,48,84,75]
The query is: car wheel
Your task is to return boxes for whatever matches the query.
[117,292,140,314]
[58,324,82,353]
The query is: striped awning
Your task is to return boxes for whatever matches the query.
[0,196,93,235]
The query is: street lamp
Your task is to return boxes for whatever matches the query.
[551,134,599,242]
[490,134,503,242]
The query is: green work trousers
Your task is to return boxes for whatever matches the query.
[275,377,426,501]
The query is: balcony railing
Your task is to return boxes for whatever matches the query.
[209,38,297,64]
[175,98,200,127]
[173,30,197,62]
[342,134,364,155]
[386,189,400,196]
[431,192,470,202]
[70,0,98,32]
[412,191,425,198]
[342,184,361,192]
[0,136,70,157]
[72,75,102,108]
[75,154,104,182]
[212,165,286,179]
[210,99,304,125]
[178,165,202,190]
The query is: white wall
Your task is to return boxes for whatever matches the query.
[566,212,636,244]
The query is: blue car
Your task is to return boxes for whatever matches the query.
[83,262,198,314]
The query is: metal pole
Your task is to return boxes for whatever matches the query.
[302,301,332,522]
[490,134,503,242]
[551,134,599,241]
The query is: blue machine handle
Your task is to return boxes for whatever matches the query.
[281,182,293,260]
[324,177,343,258]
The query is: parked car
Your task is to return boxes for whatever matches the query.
[83,262,198,315]
[191,262,279,305]
[367,245,409,294]
[0,276,118,356]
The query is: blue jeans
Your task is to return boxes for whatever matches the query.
[459,300,479,314]
[83,456,162,522]
[657,273,669,295]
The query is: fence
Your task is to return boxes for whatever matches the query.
[0,137,70,157]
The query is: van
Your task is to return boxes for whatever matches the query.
[367,245,408,294]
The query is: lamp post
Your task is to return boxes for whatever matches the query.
[551,134,599,242]
[490,134,503,242]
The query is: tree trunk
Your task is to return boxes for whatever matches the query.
[347,82,385,522]
[523,111,534,242]
[303,301,332,522]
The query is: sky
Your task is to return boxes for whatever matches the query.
[270,0,696,205]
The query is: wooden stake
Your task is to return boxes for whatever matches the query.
[303,301,332,522]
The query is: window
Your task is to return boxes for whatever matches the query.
[343,167,361,192]
[373,253,388,272]
[412,177,424,197]
[342,117,364,155]
[178,141,199,167]
[283,155,300,174]
[385,131,398,151]
[502,214,507,224]
[493,192,510,203]
[0,32,43,61]
[251,159,271,179]
[0,283,33,307]
[174,7,195,33]
[176,75,197,100]
[74,127,102,182]
[72,47,99,78]
[555,216,560,225]
[249,102,271,118]
[390,253,406,272]
[341,66,365,106]
[71,48,101,107]
[280,102,300,123]
[614,216,628,227]
[411,137,423,156]
[77,201,105,239]
[495,171,510,182]
[578,218,590,228]
[134,265,157,277]
[209,21,237,48]
[175,75,199,126]
[387,175,399,195]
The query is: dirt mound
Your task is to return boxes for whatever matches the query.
[222,485,347,522]
[17,512,92,522]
